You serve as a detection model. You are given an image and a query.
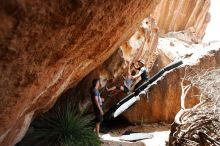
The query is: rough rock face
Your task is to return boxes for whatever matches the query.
[163,29,202,44]
[152,0,210,40]
[122,39,220,124]
[67,17,159,113]
[74,38,220,125]
[0,0,213,145]
[52,0,213,125]
[69,27,220,125]
[0,0,160,145]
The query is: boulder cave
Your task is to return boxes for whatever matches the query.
[0,0,219,146]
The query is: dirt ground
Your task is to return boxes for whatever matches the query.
[101,123,170,146]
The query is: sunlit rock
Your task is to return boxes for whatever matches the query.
[0,0,159,145]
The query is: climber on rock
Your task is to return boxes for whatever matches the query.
[90,79,104,135]
[106,61,133,94]
[132,59,149,90]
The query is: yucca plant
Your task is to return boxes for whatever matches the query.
[21,104,101,146]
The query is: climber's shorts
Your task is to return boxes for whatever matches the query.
[116,85,129,93]
[95,113,103,123]
[123,85,129,93]
[94,107,103,123]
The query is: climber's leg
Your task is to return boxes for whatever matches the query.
[134,79,146,90]
[95,122,100,135]
[94,106,103,135]
[123,85,129,93]
[117,86,128,93]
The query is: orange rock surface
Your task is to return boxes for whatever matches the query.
[122,40,220,124]
[0,0,214,145]
[0,0,159,145]
[152,0,210,40]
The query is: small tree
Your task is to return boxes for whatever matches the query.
[169,68,220,146]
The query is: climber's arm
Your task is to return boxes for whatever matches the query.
[132,71,142,79]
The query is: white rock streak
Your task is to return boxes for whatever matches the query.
[158,38,220,66]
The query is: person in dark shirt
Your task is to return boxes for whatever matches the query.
[91,79,104,135]
[132,59,149,90]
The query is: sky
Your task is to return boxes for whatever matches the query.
[203,0,220,42]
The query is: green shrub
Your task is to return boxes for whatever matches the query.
[21,104,100,146]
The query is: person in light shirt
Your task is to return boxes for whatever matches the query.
[106,61,133,94]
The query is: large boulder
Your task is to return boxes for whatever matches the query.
[66,17,159,113]
[122,39,220,124]
[0,0,160,145]
[152,0,211,40]
[0,0,213,145]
